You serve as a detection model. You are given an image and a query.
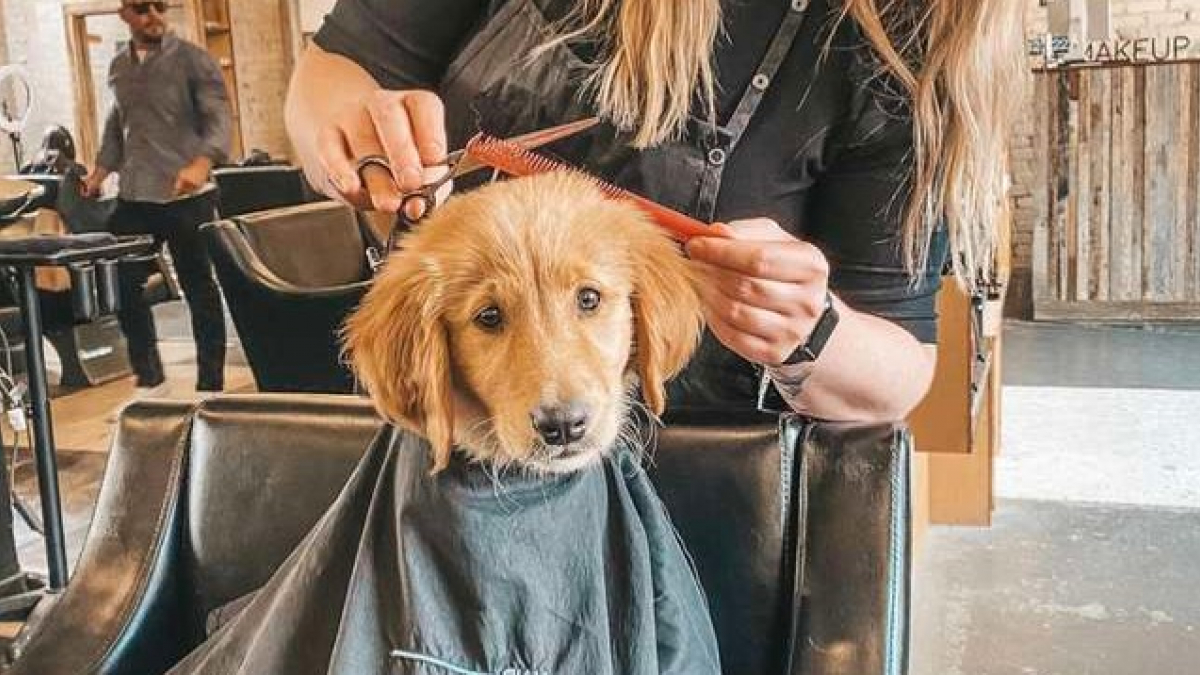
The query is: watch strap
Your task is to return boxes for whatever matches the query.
[781,291,839,365]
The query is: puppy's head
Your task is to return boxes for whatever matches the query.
[344,171,702,474]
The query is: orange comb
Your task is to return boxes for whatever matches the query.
[464,133,718,242]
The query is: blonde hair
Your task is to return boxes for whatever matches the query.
[542,0,1026,289]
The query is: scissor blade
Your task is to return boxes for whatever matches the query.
[450,116,599,179]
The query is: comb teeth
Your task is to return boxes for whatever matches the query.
[464,134,713,242]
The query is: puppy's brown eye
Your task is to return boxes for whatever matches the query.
[474,306,503,330]
[577,287,602,313]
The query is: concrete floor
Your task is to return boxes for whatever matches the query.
[912,321,1200,675]
[1001,321,1200,390]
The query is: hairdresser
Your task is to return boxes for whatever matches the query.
[286,0,1024,421]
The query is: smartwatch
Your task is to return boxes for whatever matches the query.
[781,291,839,365]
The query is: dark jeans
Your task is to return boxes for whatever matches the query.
[110,193,225,390]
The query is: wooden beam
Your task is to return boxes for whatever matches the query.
[63,7,98,165]
[908,279,975,455]
[926,333,999,527]
[1035,300,1200,321]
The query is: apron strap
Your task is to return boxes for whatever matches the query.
[696,0,812,219]
[725,0,813,146]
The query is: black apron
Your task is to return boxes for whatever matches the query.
[440,0,813,412]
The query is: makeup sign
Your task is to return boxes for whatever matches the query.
[1084,36,1194,63]
[1029,34,1196,67]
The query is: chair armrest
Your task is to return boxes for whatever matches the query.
[793,422,911,675]
[9,401,197,675]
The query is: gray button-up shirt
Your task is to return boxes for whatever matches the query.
[97,33,231,203]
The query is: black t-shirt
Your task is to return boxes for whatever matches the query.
[315,0,948,343]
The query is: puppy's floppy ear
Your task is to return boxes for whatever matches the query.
[343,255,455,473]
[631,234,704,416]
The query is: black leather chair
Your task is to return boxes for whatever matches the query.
[213,165,320,218]
[0,174,178,386]
[203,203,375,393]
[14,172,115,234]
[5,395,911,675]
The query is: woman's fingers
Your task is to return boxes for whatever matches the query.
[343,104,402,212]
[686,217,833,364]
[690,260,821,317]
[314,89,448,214]
[368,90,448,194]
[316,125,368,208]
[688,235,827,283]
[688,218,829,284]
[367,93,422,193]
[694,272,810,342]
[316,106,400,211]
[401,91,448,166]
[706,218,792,241]
[705,311,799,366]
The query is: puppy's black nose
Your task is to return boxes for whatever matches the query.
[531,403,590,446]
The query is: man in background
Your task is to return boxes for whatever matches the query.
[83,0,230,393]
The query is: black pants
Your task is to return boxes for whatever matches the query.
[110,193,225,390]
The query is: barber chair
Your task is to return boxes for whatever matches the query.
[5,395,911,675]
[203,202,376,393]
[0,233,155,598]
[213,165,320,218]
[15,172,114,235]
[0,173,179,387]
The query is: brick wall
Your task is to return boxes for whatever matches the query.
[1025,0,1200,47]
[1008,0,1200,316]
[0,0,79,172]
[300,0,336,34]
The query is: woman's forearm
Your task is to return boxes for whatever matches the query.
[285,43,382,191]
[771,297,936,422]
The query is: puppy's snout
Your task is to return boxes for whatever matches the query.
[531,402,590,446]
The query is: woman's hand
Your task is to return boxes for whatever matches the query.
[314,89,449,215]
[685,218,831,366]
[286,45,451,217]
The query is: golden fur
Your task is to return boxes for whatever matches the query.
[344,172,703,474]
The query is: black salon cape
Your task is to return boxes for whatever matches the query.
[168,428,721,675]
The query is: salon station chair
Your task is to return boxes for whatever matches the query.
[213,164,321,218]
[0,173,178,388]
[4,394,911,675]
[203,202,376,393]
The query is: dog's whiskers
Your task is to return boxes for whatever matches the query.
[460,415,523,500]
[617,394,657,469]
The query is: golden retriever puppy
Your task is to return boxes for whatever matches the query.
[168,173,720,675]
[344,171,703,474]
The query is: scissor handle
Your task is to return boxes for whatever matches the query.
[398,190,437,223]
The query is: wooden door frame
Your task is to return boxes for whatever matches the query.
[280,0,305,76]
[63,0,201,163]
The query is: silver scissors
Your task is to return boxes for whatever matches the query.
[360,116,600,271]
[355,116,600,224]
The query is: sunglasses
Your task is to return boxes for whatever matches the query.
[126,2,168,15]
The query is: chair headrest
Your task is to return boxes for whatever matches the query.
[231,202,368,287]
